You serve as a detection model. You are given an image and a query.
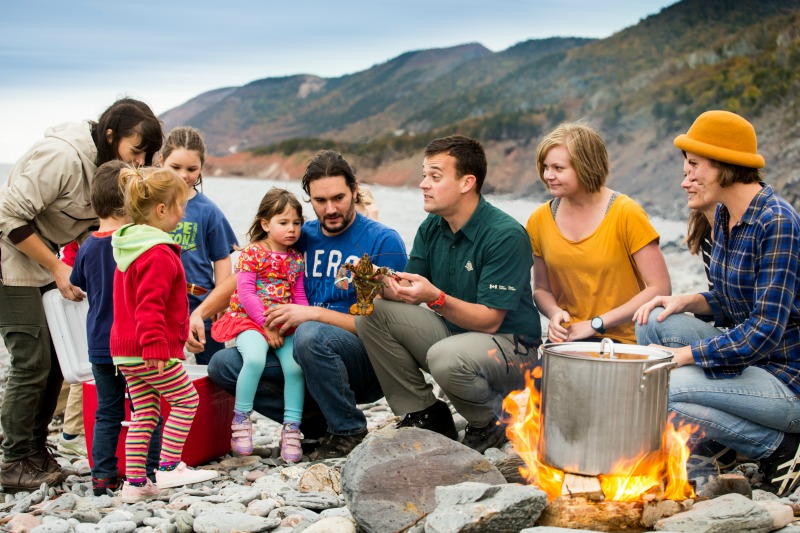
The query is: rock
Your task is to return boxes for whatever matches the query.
[172,511,194,533]
[74,524,105,533]
[655,493,773,532]
[298,463,341,495]
[494,454,528,484]
[342,427,507,533]
[70,510,102,523]
[283,490,341,510]
[5,513,43,533]
[244,470,266,482]
[217,456,262,469]
[268,505,320,523]
[697,473,753,499]
[755,501,794,530]
[246,498,277,517]
[425,482,547,533]
[102,521,137,533]
[42,492,81,512]
[31,517,72,533]
[192,510,281,533]
[303,516,356,533]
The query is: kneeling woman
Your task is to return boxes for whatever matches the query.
[635,110,800,495]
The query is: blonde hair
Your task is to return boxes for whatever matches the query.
[535,122,609,194]
[119,166,189,224]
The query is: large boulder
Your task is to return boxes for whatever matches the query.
[341,427,506,532]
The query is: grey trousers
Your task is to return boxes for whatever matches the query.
[356,298,537,427]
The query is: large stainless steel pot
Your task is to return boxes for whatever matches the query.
[538,339,675,476]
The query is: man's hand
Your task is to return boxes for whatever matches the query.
[185,309,207,353]
[386,272,438,305]
[264,304,316,335]
[53,262,85,302]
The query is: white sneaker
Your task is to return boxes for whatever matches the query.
[155,462,219,488]
[57,434,87,457]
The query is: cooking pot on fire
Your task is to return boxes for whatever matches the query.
[538,339,675,476]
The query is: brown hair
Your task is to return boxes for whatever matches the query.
[536,122,609,194]
[247,188,304,243]
[707,158,762,188]
[686,209,712,255]
[301,150,359,203]
[91,160,127,219]
[424,135,487,193]
[119,166,189,225]
[161,126,206,189]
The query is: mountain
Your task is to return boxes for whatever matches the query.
[161,0,800,218]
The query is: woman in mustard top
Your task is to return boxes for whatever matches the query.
[527,122,671,343]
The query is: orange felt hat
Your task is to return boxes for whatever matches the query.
[674,110,765,168]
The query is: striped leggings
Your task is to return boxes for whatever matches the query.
[118,361,198,479]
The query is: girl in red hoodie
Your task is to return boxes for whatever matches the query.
[111,166,218,502]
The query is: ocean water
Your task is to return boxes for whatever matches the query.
[201,176,689,251]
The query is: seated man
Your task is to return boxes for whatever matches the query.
[190,150,406,459]
[356,135,542,453]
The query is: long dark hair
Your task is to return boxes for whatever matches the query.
[686,209,712,255]
[91,98,163,166]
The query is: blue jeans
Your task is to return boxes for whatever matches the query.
[90,363,162,479]
[206,346,327,439]
[636,308,800,459]
[194,320,225,365]
[294,321,383,436]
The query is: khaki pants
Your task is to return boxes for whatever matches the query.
[356,299,538,427]
[56,382,85,436]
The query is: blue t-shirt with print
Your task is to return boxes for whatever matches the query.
[168,192,238,312]
[297,213,407,313]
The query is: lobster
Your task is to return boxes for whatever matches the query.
[336,253,398,316]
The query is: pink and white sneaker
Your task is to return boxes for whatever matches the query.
[155,462,219,489]
[281,423,303,463]
[231,417,254,456]
[118,479,160,503]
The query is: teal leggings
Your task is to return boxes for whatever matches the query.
[234,330,304,423]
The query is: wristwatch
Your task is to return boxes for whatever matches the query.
[591,316,606,335]
[427,290,446,311]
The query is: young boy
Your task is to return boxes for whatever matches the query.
[69,160,163,496]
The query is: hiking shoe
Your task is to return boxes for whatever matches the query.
[761,433,800,496]
[687,440,738,475]
[281,424,303,463]
[155,462,219,489]
[462,421,508,453]
[396,400,458,440]
[119,479,160,503]
[57,434,88,457]
[28,447,65,479]
[92,475,120,496]
[308,430,367,461]
[0,457,62,492]
[231,417,254,456]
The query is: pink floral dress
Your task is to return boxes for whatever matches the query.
[211,244,305,343]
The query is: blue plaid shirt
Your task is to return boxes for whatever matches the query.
[693,185,800,394]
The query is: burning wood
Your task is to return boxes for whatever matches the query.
[502,367,698,503]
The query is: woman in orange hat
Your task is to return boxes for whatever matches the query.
[635,110,800,496]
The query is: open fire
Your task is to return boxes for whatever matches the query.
[502,366,697,503]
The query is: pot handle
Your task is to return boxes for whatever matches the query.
[643,361,678,375]
[599,338,617,359]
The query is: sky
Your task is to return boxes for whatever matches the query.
[0,0,676,164]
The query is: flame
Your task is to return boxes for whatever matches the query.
[503,369,697,502]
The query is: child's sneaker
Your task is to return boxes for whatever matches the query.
[118,479,160,503]
[155,462,219,489]
[281,423,303,463]
[231,417,254,456]
[92,475,119,496]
